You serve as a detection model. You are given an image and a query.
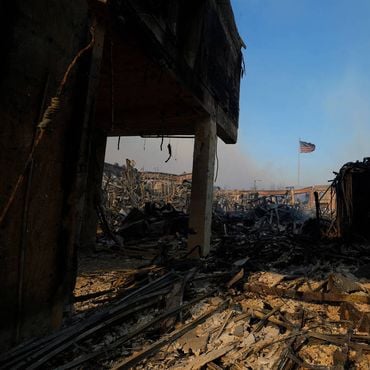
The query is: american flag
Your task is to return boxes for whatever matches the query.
[299,140,315,153]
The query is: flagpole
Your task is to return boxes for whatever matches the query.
[297,138,300,187]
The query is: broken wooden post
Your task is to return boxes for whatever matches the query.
[188,117,217,257]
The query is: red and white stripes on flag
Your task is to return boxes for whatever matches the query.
[299,140,315,153]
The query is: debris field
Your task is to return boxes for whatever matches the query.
[2,199,370,370]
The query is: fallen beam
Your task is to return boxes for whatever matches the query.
[113,301,228,370]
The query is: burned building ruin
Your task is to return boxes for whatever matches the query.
[0,0,243,349]
[2,1,370,369]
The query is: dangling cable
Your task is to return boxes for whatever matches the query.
[165,143,172,163]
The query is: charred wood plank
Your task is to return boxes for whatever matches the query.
[112,301,228,370]
[245,282,370,305]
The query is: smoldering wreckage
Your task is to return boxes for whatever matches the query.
[2,159,370,369]
[1,0,370,369]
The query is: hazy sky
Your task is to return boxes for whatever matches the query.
[106,0,370,189]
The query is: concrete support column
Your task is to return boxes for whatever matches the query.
[188,116,217,257]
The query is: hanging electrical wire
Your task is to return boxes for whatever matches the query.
[165,143,172,163]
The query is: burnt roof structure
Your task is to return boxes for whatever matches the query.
[0,0,244,350]
[334,158,370,239]
[96,0,244,143]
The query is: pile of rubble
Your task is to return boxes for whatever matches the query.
[2,161,370,369]
[2,207,370,369]
[139,270,370,369]
[103,161,191,218]
[103,161,323,218]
